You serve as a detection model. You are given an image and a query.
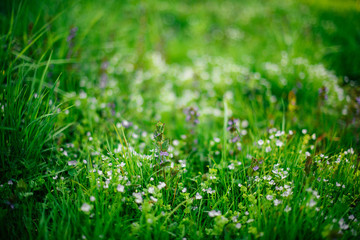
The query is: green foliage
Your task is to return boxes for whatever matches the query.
[0,0,360,239]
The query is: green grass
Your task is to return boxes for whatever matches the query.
[1,0,360,239]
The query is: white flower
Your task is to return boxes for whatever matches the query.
[117,184,125,193]
[265,147,271,153]
[307,199,316,207]
[90,196,96,202]
[150,196,158,202]
[148,187,155,194]
[235,223,242,229]
[266,195,273,201]
[241,120,249,128]
[336,182,341,187]
[208,210,221,217]
[228,163,235,170]
[133,192,143,204]
[284,205,292,212]
[302,129,307,134]
[182,187,187,193]
[258,139,264,146]
[81,203,92,212]
[68,160,77,166]
[179,160,186,168]
[120,162,126,167]
[247,219,254,223]
[274,199,282,206]
[157,182,166,190]
[195,192,202,200]
[276,140,284,147]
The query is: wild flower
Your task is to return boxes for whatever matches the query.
[307,199,317,207]
[117,184,125,193]
[148,187,155,194]
[81,203,92,213]
[274,199,282,206]
[90,196,96,202]
[208,210,221,217]
[153,122,170,163]
[150,196,158,202]
[284,205,292,212]
[133,192,143,204]
[68,160,77,166]
[266,195,273,201]
[184,107,200,126]
[157,182,166,190]
[228,163,235,170]
[195,192,202,200]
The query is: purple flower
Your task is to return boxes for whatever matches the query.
[159,151,169,156]
[253,165,259,171]
[356,97,360,105]
[231,136,240,143]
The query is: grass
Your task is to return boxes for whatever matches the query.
[1,0,360,239]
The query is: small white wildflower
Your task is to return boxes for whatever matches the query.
[208,210,221,217]
[148,187,155,194]
[68,160,77,166]
[182,187,187,193]
[284,205,292,212]
[90,196,96,202]
[195,192,202,200]
[235,223,242,229]
[266,195,273,201]
[302,129,307,134]
[247,219,254,223]
[81,203,92,212]
[150,196,158,202]
[276,140,284,147]
[157,182,166,190]
[308,199,316,207]
[117,184,125,193]
[274,199,282,206]
[258,139,264,146]
[228,163,235,170]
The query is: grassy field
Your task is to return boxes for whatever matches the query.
[1,0,360,239]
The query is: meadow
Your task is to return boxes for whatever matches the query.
[1,0,360,239]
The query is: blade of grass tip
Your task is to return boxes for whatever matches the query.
[7,5,15,37]
[113,124,124,149]
[12,29,47,64]
[38,51,52,93]
[222,99,228,165]
[31,50,48,93]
